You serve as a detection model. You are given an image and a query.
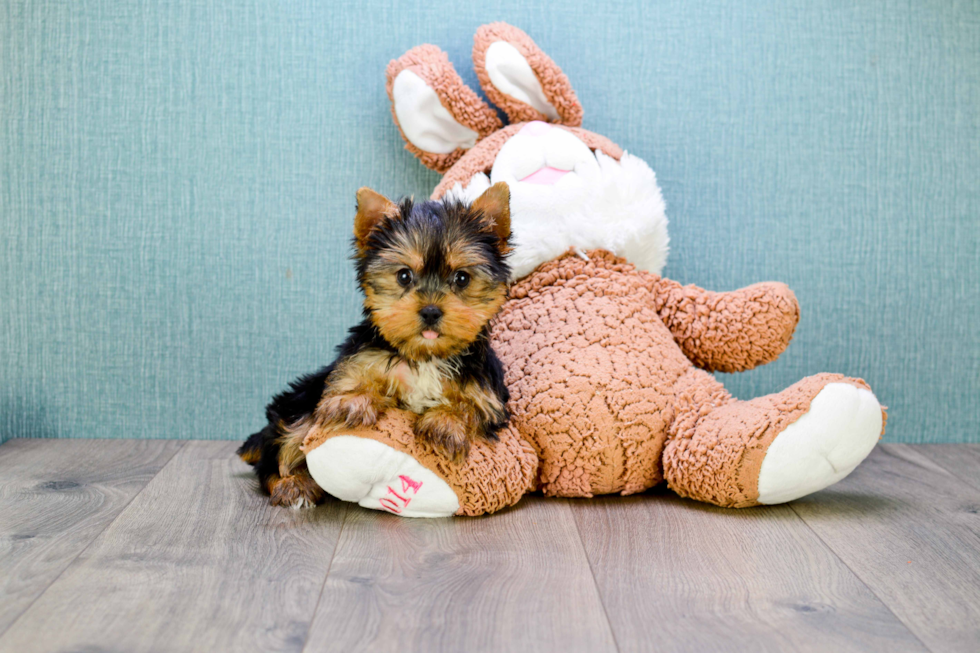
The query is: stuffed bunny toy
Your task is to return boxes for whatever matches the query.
[298,23,885,517]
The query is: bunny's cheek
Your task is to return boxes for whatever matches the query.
[490,126,597,189]
[493,138,547,181]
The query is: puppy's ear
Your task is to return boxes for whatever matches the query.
[354,187,398,249]
[470,182,511,248]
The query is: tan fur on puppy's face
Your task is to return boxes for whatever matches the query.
[365,274,506,361]
[357,191,511,362]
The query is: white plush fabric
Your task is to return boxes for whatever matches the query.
[306,126,670,516]
[306,435,460,518]
[484,41,560,121]
[757,383,882,504]
[391,70,479,154]
[445,125,669,280]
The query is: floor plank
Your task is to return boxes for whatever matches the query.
[0,438,183,636]
[791,444,980,653]
[305,497,617,653]
[0,441,347,653]
[2,440,978,652]
[914,443,980,492]
[573,489,926,653]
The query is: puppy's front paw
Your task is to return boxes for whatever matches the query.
[269,473,325,509]
[415,408,473,463]
[318,392,385,428]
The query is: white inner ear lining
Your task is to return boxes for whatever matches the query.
[484,41,560,121]
[391,70,480,154]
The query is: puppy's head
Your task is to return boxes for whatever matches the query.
[353,182,511,361]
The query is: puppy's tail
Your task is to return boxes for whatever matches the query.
[237,424,276,466]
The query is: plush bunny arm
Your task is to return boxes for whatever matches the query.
[650,277,800,373]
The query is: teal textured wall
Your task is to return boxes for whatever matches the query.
[1,0,977,445]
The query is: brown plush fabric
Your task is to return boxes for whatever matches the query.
[385,45,502,173]
[663,373,874,507]
[490,250,796,496]
[495,251,691,496]
[431,124,623,201]
[497,253,877,506]
[651,278,800,373]
[303,251,856,514]
[301,410,538,517]
[472,22,583,126]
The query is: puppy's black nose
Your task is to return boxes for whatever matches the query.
[419,305,443,326]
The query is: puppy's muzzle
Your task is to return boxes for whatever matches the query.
[419,305,443,327]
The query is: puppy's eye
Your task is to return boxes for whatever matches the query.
[453,271,471,289]
[396,269,413,287]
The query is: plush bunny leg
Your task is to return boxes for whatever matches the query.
[301,410,538,517]
[663,373,884,508]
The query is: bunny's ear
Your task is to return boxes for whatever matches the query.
[386,45,503,173]
[473,23,583,127]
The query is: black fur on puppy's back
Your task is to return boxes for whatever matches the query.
[237,321,395,490]
[237,315,510,485]
[451,330,510,438]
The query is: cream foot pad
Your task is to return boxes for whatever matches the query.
[306,436,460,518]
[757,383,882,504]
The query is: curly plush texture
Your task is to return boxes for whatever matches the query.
[664,373,876,507]
[304,252,883,514]
[494,249,799,497]
[301,410,537,517]
[652,279,800,373]
[473,22,584,126]
[385,45,502,173]
[496,251,689,496]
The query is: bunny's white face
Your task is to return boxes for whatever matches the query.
[445,123,668,280]
[387,23,669,281]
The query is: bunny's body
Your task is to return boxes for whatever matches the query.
[296,24,885,517]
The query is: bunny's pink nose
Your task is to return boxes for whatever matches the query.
[519,121,552,137]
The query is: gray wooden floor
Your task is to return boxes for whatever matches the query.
[0,440,978,653]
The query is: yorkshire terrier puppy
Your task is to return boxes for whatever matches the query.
[238,183,512,508]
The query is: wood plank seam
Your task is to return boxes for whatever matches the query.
[913,445,980,493]
[786,444,980,652]
[300,502,350,653]
[302,496,619,651]
[788,504,935,653]
[0,441,351,651]
[923,461,980,491]
[570,499,623,653]
[572,487,932,652]
[0,440,187,639]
